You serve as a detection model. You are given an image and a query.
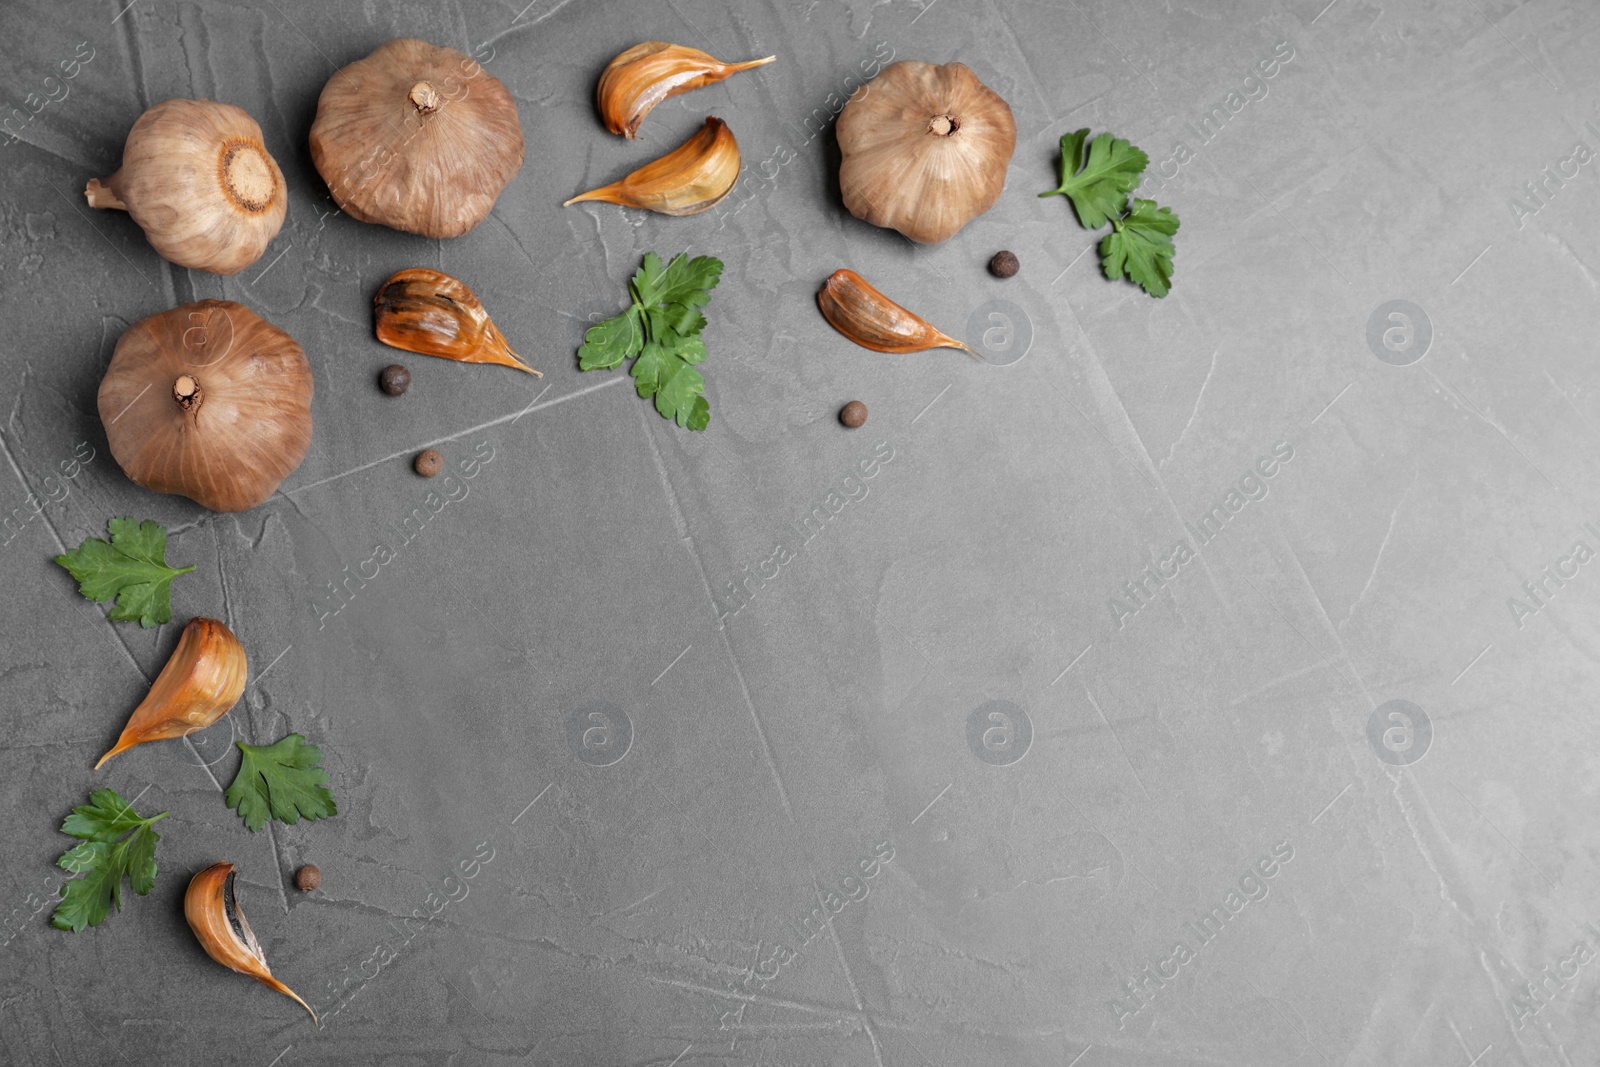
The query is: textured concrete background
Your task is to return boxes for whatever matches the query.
[3,0,1599,1064]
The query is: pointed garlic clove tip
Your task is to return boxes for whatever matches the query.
[96,617,247,768]
[185,863,318,1024]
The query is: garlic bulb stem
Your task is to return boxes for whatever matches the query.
[408,81,440,113]
[84,178,127,210]
[173,375,202,412]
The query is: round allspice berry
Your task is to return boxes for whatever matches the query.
[839,400,868,428]
[414,449,443,477]
[989,250,1019,278]
[294,864,321,892]
[379,363,411,395]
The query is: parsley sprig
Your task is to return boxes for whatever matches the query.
[51,788,168,932]
[1042,128,1180,297]
[53,518,194,627]
[579,252,723,430]
[225,734,337,832]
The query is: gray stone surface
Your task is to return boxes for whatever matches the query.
[2,0,1598,1064]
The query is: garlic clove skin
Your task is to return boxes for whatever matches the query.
[309,38,524,238]
[565,116,740,216]
[98,300,314,512]
[374,269,541,375]
[96,618,247,769]
[185,863,317,1024]
[837,61,1016,244]
[598,42,775,138]
[817,269,979,357]
[86,99,287,274]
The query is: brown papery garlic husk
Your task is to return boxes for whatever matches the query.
[309,38,523,238]
[818,269,979,357]
[374,269,540,375]
[185,863,317,1023]
[95,617,246,769]
[598,42,774,138]
[836,61,1016,243]
[98,300,313,512]
[85,99,286,273]
[565,116,739,216]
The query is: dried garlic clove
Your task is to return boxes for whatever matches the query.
[373,269,541,376]
[564,116,740,216]
[817,269,980,358]
[598,42,774,138]
[185,863,317,1023]
[95,618,247,769]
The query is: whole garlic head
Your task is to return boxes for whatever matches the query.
[98,300,314,512]
[85,99,287,274]
[309,38,524,238]
[836,61,1016,244]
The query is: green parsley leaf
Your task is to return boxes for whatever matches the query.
[53,517,194,628]
[579,252,722,431]
[225,734,337,832]
[579,307,641,370]
[1101,198,1181,298]
[646,253,723,310]
[51,788,168,932]
[632,344,709,428]
[1040,128,1149,230]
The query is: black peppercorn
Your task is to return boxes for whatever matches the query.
[379,364,410,395]
[294,864,321,892]
[989,250,1019,278]
[840,401,868,428]
[414,449,443,477]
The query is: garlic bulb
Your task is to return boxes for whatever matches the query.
[96,617,247,769]
[185,863,317,1023]
[565,116,739,215]
[836,61,1016,244]
[98,300,314,512]
[597,42,774,138]
[85,99,286,273]
[309,38,523,238]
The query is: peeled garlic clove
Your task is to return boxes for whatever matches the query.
[86,99,287,273]
[598,42,775,138]
[374,269,541,376]
[96,618,247,769]
[185,863,317,1023]
[837,61,1016,243]
[564,116,740,216]
[818,269,979,358]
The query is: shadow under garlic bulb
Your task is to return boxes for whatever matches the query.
[836,61,1016,244]
[98,300,314,512]
[85,99,287,274]
[309,38,524,238]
